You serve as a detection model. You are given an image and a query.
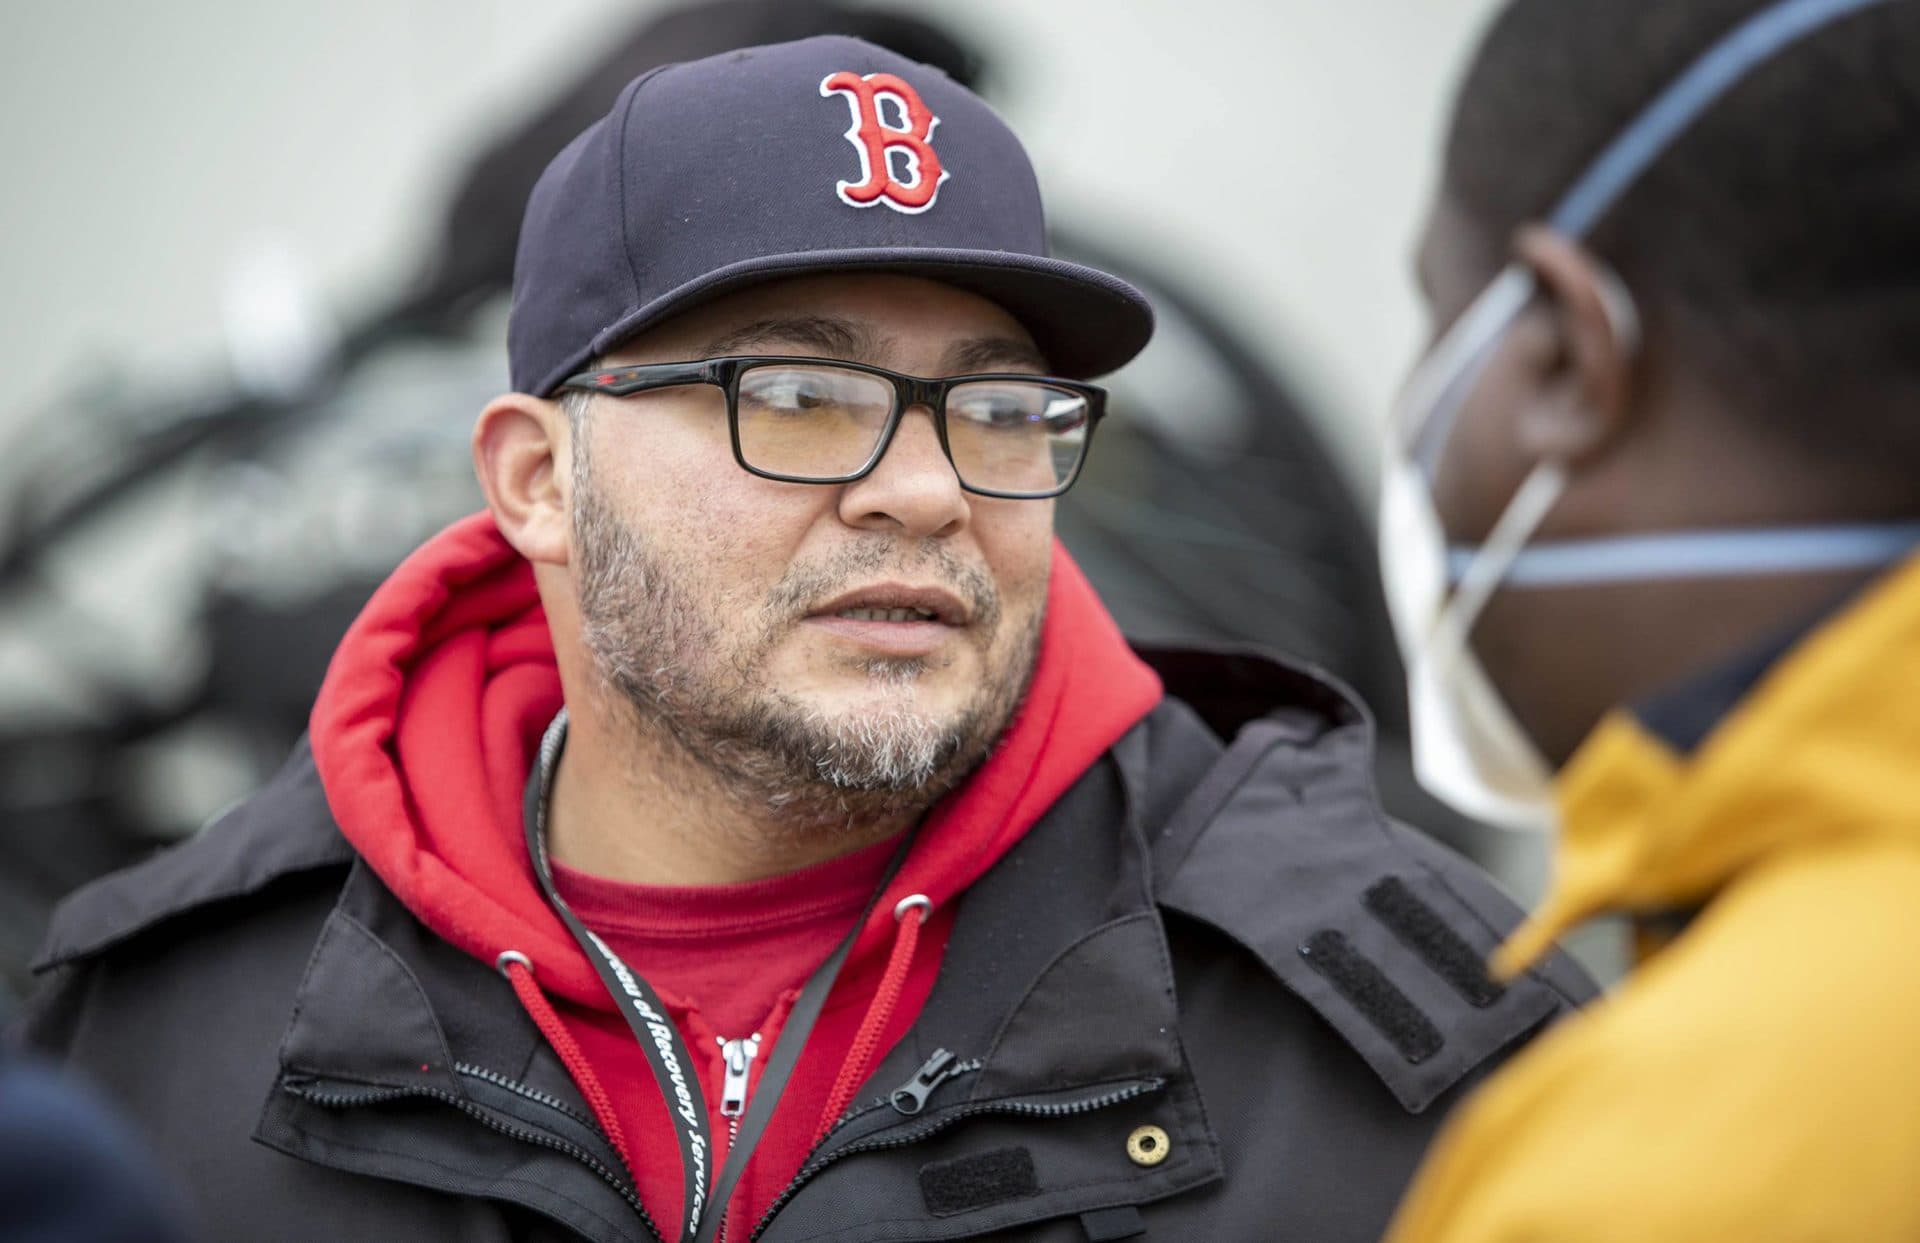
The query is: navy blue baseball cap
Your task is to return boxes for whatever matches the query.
[508,34,1153,396]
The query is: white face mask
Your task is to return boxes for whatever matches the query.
[1380,263,1920,833]
[1378,268,1569,834]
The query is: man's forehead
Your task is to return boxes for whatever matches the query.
[608,282,1051,373]
[700,315,871,359]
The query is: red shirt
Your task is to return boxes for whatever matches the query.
[551,837,943,1239]
[551,838,899,1043]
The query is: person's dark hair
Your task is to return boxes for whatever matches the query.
[1445,0,1920,470]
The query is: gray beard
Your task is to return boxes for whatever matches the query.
[571,440,1039,832]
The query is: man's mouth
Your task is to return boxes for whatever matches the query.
[804,583,973,657]
[835,606,940,622]
[810,583,969,627]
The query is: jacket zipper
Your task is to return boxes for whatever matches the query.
[820,1049,986,1139]
[885,1048,979,1116]
[455,1061,600,1130]
[717,1034,761,1243]
[284,1078,663,1242]
[287,1061,1160,1242]
[747,1073,1166,1241]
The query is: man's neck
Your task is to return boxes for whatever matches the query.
[545,700,915,887]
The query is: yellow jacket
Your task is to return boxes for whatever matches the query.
[1387,557,1920,1242]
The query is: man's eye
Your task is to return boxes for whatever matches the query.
[749,380,834,412]
[954,396,1037,428]
[953,389,1087,433]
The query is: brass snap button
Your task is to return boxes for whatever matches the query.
[1126,1124,1171,1167]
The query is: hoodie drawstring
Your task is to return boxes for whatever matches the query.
[498,952,637,1180]
[812,895,929,1145]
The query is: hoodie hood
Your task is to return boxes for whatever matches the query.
[310,510,1162,1010]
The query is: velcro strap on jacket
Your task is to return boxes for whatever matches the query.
[1149,713,1576,1114]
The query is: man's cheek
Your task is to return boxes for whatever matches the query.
[999,517,1056,594]
[1004,553,1053,626]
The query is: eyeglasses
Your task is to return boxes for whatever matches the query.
[557,356,1107,499]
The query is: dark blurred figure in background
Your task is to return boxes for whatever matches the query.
[1380,0,1920,1237]
[0,1056,191,1243]
[1,0,1413,1016]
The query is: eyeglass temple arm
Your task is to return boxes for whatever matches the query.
[558,360,716,397]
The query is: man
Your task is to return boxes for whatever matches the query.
[1379,0,1920,1238]
[24,36,1587,1242]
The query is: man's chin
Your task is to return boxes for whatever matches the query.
[774,641,976,704]
[794,679,973,728]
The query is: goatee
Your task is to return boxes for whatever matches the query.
[571,440,1040,831]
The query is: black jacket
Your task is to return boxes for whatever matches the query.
[22,650,1593,1242]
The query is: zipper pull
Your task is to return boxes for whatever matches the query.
[719,1034,761,1118]
[889,1048,961,1116]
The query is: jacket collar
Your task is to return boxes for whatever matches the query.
[1140,649,1584,1114]
[1501,553,1920,975]
[33,737,353,973]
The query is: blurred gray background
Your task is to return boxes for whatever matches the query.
[0,0,1496,474]
[1,0,1619,1007]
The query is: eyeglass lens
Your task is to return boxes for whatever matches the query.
[734,363,1091,495]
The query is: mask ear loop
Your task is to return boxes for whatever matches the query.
[1431,462,1570,671]
[1396,267,1538,476]
[1426,257,1642,671]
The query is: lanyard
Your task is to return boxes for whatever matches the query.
[522,709,910,1243]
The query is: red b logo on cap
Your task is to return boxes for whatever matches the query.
[820,71,950,214]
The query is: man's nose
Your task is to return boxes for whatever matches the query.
[836,406,969,540]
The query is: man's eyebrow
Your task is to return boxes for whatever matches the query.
[942,336,1050,375]
[697,316,878,360]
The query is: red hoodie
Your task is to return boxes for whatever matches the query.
[310,512,1161,1240]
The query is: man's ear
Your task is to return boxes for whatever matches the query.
[473,392,572,567]
[1510,225,1641,463]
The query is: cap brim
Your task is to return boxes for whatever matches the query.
[551,247,1153,394]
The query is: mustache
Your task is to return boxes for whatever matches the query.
[764,539,1001,632]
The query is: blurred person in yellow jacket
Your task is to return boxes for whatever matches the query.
[1378,0,1920,1238]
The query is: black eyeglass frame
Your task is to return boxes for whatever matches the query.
[557,356,1108,500]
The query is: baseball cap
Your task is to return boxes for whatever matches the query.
[508,34,1153,396]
